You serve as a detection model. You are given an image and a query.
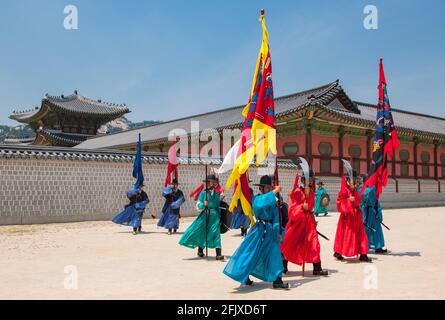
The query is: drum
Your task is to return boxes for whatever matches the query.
[321,194,330,208]
[219,201,231,234]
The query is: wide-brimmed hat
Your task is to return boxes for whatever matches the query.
[317,180,325,186]
[300,169,315,179]
[171,178,178,184]
[343,170,358,178]
[203,174,219,183]
[162,186,174,197]
[127,187,138,198]
[254,175,273,187]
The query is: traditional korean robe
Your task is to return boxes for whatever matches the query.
[157,187,185,230]
[223,192,283,284]
[334,177,368,257]
[112,192,149,228]
[230,203,250,229]
[314,186,329,216]
[230,189,253,230]
[179,189,221,249]
[281,187,321,265]
[360,186,385,250]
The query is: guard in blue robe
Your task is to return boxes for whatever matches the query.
[360,186,387,253]
[112,186,150,235]
[157,181,185,234]
[223,175,289,289]
[230,189,253,237]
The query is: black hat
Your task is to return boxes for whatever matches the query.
[171,178,178,184]
[344,170,358,178]
[254,175,273,187]
[203,174,219,183]
[317,180,325,185]
[301,170,315,180]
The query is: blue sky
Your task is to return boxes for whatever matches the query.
[1,0,444,126]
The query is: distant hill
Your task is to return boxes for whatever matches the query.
[0,117,162,144]
[0,124,35,143]
[98,117,162,134]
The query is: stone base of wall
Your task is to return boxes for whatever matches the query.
[1,147,445,225]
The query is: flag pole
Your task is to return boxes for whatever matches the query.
[205,164,209,258]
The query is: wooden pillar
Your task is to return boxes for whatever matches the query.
[413,137,419,179]
[338,126,345,176]
[392,156,396,179]
[366,130,373,172]
[434,140,439,180]
[305,120,313,166]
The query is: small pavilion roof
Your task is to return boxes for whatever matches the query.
[10,91,130,124]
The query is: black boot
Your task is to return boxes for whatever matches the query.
[168,228,172,235]
[273,277,290,289]
[138,226,142,232]
[375,248,388,254]
[245,277,254,286]
[197,247,205,258]
[173,229,177,233]
[312,262,329,276]
[333,252,344,261]
[133,227,138,235]
[282,259,288,274]
[359,254,372,262]
[216,248,224,260]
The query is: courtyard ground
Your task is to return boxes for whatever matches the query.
[0,207,444,299]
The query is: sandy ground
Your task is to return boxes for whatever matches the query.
[0,207,444,300]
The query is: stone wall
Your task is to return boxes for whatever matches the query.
[0,146,299,225]
[1,146,444,225]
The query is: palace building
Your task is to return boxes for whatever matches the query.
[76,80,445,181]
[9,91,130,147]
[2,79,445,225]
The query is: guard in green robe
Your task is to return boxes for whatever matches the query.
[314,180,329,216]
[179,174,224,260]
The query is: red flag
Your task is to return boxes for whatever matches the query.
[362,59,399,198]
[189,184,204,201]
[189,182,225,201]
[164,137,178,187]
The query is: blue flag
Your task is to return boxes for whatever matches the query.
[132,134,144,189]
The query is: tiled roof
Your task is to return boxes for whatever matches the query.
[76,80,354,149]
[75,79,445,150]
[37,129,93,147]
[10,91,130,123]
[323,101,445,137]
[0,144,298,168]
[3,137,35,145]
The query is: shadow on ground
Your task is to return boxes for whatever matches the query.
[116,231,156,235]
[284,268,338,278]
[230,277,320,294]
[382,251,421,257]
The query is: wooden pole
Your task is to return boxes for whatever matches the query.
[205,164,209,257]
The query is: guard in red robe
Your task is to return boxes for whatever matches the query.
[281,165,329,276]
[334,168,372,262]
